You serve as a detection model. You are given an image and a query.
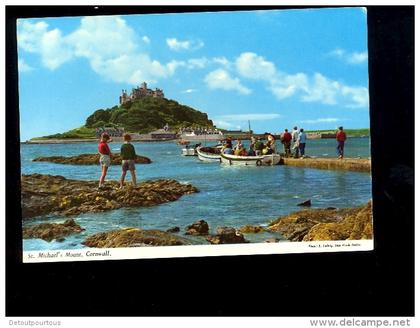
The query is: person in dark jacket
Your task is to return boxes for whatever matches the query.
[336,126,347,159]
[120,133,137,188]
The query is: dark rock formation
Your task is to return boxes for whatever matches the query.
[23,218,85,242]
[185,219,209,235]
[21,174,198,219]
[239,225,265,233]
[207,227,248,244]
[297,199,312,207]
[33,153,151,165]
[166,226,180,233]
[268,201,373,241]
[83,228,191,247]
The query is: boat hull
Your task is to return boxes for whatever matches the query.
[196,147,221,162]
[220,153,281,166]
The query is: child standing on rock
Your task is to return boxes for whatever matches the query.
[98,132,112,189]
[120,133,137,188]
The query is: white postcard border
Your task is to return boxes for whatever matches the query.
[23,239,374,263]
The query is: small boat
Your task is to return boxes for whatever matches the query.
[220,152,281,166]
[196,146,221,162]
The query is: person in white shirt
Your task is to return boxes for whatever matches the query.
[291,126,299,158]
[298,128,307,158]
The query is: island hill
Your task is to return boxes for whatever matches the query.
[30,81,370,142]
[34,82,215,141]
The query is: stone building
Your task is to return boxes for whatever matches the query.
[119,82,165,105]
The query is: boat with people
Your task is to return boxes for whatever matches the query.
[220,152,281,166]
[196,146,222,162]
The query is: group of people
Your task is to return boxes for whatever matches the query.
[279,127,307,158]
[98,132,137,189]
[280,126,347,159]
[220,133,277,156]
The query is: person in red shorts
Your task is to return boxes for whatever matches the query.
[98,132,112,189]
[336,126,347,159]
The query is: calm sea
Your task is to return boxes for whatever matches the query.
[21,137,371,250]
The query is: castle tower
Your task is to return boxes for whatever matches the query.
[140,82,147,89]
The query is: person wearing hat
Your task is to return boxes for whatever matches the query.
[98,132,112,189]
[336,126,347,159]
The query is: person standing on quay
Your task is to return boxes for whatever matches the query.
[291,126,299,158]
[298,128,307,158]
[120,133,137,188]
[98,132,112,189]
[281,129,292,157]
[336,126,347,159]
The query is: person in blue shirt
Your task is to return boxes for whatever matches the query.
[297,128,307,158]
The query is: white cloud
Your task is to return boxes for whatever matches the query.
[213,120,241,130]
[187,58,209,69]
[182,89,197,94]
[17,16,175,83]
[67,16,138,60]
[18,58,34,72]
[204,69,251,95]
[328,48,368,65]
[17,20,73,70]
[236,52,276,80]
[347,51,368,64]
[166,38,204,51]
[300,118,341,124]
[342,86,369,108]
[142,36,151,44]
[302,73,341,105]
[216,113,281,121]
[213,57,230,68]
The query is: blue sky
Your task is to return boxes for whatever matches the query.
[17,7,369,141]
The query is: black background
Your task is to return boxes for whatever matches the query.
[6,6,414,316]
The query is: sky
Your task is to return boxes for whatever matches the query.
[16,7,369,141]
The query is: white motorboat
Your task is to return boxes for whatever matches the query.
[220,152,281,166]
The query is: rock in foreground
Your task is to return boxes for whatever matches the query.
[83,228,191,247]
[33,153,151,165]
[185,219,209,235]
[268,201,373,241]
[21,174,198,219]
[23,219,85,242]
[207,227,248,244]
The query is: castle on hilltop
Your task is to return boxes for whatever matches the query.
[119,82,164,105]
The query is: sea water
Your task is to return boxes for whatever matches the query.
[21,137,371,250]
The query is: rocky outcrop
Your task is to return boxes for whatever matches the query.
[239,225,265,233]
[185,220,209,235]
[33,153,151,165]
[23,219,85,242]
[21,174,198,219]
[166,226,180,233]
[279,157,371,172]
[207,227,248,244]
[83,228,191,247]
[268,201,373,241]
